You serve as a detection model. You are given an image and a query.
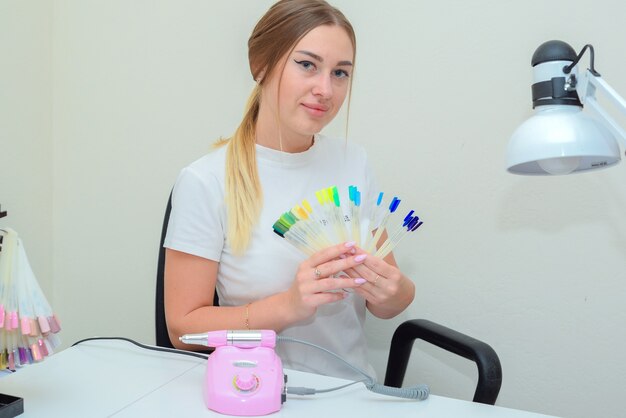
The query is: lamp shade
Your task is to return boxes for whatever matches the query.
[507,105,621,175]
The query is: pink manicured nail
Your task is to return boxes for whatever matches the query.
[354,254,367,262]
[10,312,18,330]
[48,315,61,333]
[38,339,49,357]
[354,278,367,285]
[21,317,31,336]
[31,343,42,362]
[38,316,50,334]
[30,319,39,336]
[345,241,356,248]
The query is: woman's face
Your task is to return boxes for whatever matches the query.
[262,24,354,147]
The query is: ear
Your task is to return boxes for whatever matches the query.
[256,70,266,84]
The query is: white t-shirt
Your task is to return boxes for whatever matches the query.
[164,134,378,380]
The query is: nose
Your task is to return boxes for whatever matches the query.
[311,74,333,99]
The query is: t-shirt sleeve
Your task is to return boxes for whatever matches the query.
[163,166,224,261]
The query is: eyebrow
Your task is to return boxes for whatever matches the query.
[294,50,353,67]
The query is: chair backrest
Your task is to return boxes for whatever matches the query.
[384,319,502,405]
[155,192,175,348]
[155,191,219,348]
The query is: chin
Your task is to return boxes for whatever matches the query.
[282,116,330,138]
[300,121,327,136]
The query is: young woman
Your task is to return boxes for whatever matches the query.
[164,0,415,379]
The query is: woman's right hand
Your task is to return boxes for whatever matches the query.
[285,241,369,322]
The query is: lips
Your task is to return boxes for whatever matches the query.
[302,103,328,112]
[302,103,329,116]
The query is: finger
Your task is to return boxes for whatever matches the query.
[348,263,377,282]
[312,266,323,280]
[308,291,348,306]
[351,250,389,276]
[344,265,390,297]
[352,285,377,301]
[313,254,368,278]
[350,259,396,285]
[340,267,382,293]
[307,276,369,294]
[341,267,360,279]
[307,241,357,268]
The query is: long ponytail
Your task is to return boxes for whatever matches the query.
[215,85,262,254]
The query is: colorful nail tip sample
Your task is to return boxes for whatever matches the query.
[0,228,61,371]
[272,185,424,258]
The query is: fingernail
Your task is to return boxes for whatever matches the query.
[339,254,347,259]
[354,254,367,262]
[345,241,356,248]
[354,278,367,285]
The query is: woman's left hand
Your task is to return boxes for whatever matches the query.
[342,248,415,319]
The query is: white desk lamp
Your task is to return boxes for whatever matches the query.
[507,40,626,175]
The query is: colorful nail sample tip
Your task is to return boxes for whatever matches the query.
[0,228,61,369]
[272,185,424,257]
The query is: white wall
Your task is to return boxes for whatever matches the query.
[3,1,626,417]
[0,0,54,300]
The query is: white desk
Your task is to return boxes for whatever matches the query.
[0,340,557,417]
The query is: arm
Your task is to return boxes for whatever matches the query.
[164,248,295,349]
[164,241,370,350]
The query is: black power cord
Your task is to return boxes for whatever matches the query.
[71,336,209,360]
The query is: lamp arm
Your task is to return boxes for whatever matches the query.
[579,70,626,150]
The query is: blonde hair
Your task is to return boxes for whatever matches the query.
[216,0,356,254]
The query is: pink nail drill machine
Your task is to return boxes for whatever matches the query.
[180,330,286,416]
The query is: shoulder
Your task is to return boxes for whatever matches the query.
[178,145,227,185]
[186,145,227,176]
[172,145,227,198]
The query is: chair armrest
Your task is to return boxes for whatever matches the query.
[383,319,502,405]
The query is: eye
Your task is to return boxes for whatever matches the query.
[294,59,316,72]
[333,69,350,79]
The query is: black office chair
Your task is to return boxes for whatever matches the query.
[155,192,502,404]
[155,191,175,349]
